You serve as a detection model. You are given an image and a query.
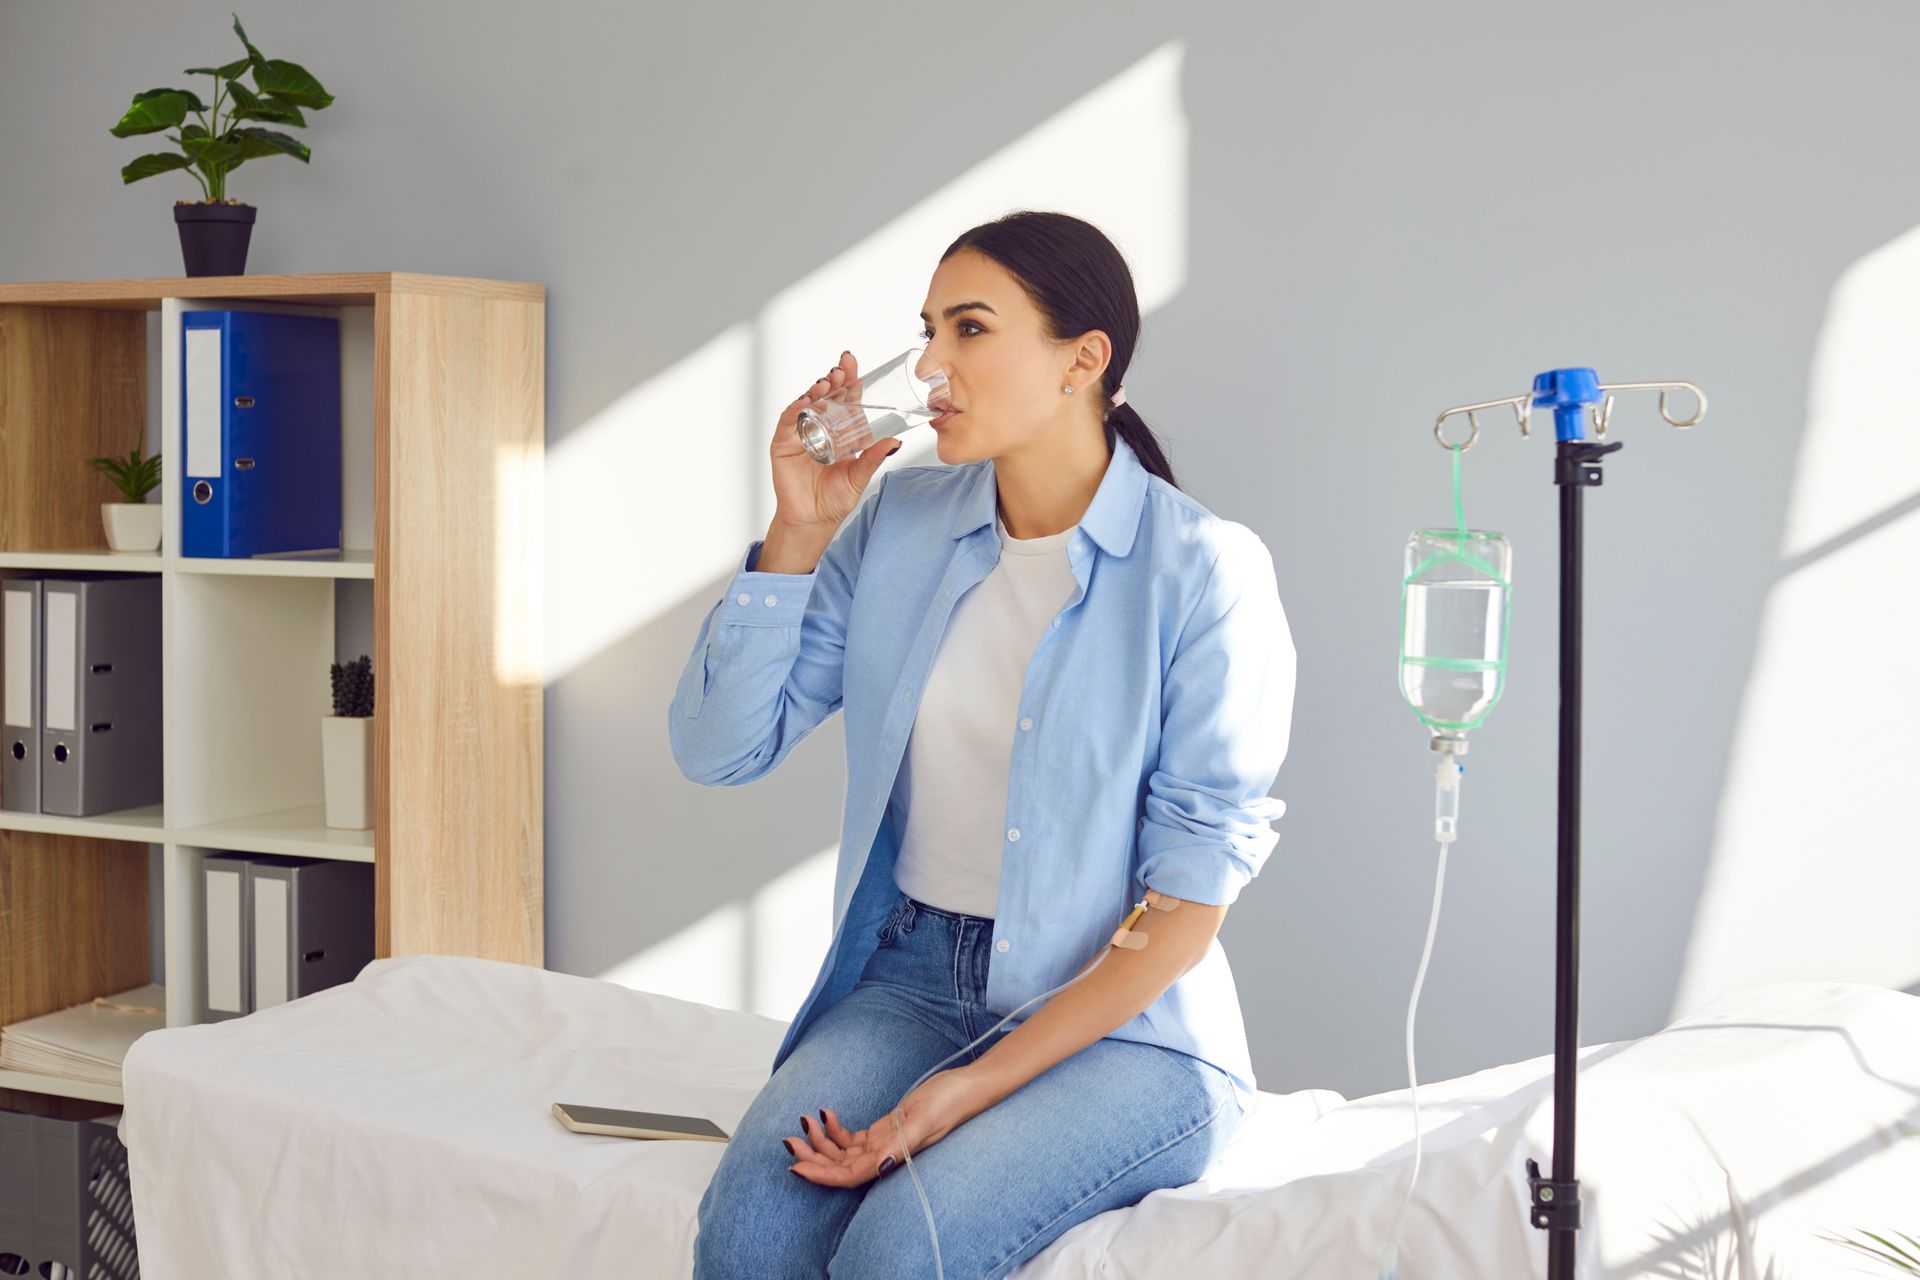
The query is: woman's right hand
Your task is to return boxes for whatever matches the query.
[770,350,902,535]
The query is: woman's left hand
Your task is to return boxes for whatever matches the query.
[789,1067,992,1188]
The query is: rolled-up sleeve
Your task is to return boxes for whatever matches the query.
[1135,526,1296,906]
[667,473,890,786]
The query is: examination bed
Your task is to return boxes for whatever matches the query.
[119,954,1920,1278]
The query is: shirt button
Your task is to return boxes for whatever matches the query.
[1051,618,1061,629]
[1006,827,1020,842]
[996,939,1010,953]
[1019,717,1033,731]
[763,594,778,606]
[736,592,751,606]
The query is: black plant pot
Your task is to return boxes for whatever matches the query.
[174,200,256,277]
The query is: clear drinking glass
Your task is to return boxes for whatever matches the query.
[795,347,948,464]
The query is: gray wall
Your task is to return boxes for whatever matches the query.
[6,0,1915,1102]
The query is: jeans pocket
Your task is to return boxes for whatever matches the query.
[874,894,917,945]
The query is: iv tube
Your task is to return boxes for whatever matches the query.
[1378,756,1460,1280]
[1382,440,1500,1280]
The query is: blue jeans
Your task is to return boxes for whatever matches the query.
[693,890,1244,1279]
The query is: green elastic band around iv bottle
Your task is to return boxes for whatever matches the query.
[1399,442,1513,732]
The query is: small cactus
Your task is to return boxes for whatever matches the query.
[330,654,373,717]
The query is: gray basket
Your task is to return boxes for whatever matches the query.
[0,1094,139,1279]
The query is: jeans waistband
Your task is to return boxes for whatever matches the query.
[902,892,991,926]
[872,891,996,1004]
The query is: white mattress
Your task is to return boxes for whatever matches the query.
[120,956,1920,1278]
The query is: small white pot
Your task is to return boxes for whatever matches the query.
[321,714,375,830]
[102,502,162,553]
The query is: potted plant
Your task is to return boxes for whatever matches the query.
[323,654,374,830]
[108,13,335,277]
[85,446,164,552]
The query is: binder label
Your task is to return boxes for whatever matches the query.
[44,590,76,732]
[255,877,290,1009]
[186,325,223,478]
[207,866,245,1014]
[4,589,30,728]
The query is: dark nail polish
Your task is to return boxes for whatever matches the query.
[886,444,902,457]
[800,1115,811,1134]
[782,1137,797,1157]
[818,1108,830,1128]
[878,1156,896,1174]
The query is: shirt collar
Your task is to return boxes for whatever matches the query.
[948,434,1151,557]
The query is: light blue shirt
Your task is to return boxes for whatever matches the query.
[667,436,1296,1112]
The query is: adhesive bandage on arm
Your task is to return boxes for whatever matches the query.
[1108,889,1183,950]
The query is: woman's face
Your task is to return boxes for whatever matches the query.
[916,249,1107,463]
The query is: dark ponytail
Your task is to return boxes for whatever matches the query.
[1100,399,1177,490]
[940,211,1180,491]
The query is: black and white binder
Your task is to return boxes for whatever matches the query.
[246,856,376,1009]
[199,853,375,1020]
[40,576,162,817]
[3,577,45,813]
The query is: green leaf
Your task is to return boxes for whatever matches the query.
[121,152,196,183]
[1823,1227,1920,1276]
[133,86,209,113]
[110,91,196,137]
[180,123,209,141]
[252,59,333,109]
[1861,1229,1920,1266]
[255,96,307,126]
[226,137,276,163]
[230,126,310,162]
[231,83,306,127]
[233,102,306,127]
[184,57,251,79]
[231,12,268,71]
[181,134,248,166]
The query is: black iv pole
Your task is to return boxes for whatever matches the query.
[1430,369,1708,1279]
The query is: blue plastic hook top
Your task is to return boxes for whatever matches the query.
[1530,367,1601,443]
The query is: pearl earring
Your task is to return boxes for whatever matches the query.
[1062,384,1075,394]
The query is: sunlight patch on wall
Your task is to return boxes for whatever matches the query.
[596,843,837,1020]
[599,898,749,1012]
[747,846,839,1020]
[543,42,1190,683]
[756,41,1190,480]
[1672,225,1920,1017]
[495,440,544,686]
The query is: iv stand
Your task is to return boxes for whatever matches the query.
[1430,369,1707,1280]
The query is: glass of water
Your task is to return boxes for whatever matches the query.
[795,347,948,464]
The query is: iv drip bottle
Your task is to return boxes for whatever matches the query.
[1400,527,1512,741]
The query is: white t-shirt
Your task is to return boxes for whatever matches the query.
[888,506,1080,918]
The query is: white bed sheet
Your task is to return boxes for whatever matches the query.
[120,956,1920,1278]
[1032,980,1920,1279]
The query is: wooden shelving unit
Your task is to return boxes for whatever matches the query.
[0,273,545,1103]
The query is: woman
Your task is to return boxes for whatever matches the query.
[671,210,1296,1278]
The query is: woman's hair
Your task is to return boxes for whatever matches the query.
[940,211,1180,490]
